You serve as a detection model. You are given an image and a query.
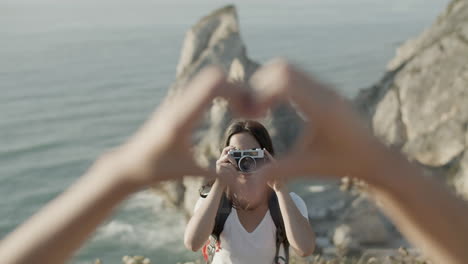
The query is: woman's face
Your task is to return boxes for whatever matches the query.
[228,132,269,210]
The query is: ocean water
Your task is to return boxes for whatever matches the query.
[0,0,449,263]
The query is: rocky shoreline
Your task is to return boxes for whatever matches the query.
[92,247,432,264]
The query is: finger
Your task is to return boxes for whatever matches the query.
[170,66,228,132]
[218,154,237,167]
[259,155,307,183]
[225,153,237,166]
[250,59,344,122]
[126,66,228,150]
[191,165,217,179]
[156,160,217,182]
[263,148,276,162]
[219,162,236,170]
[218,163,238,174]
[221,81,258,118]
[221,146,236,157]
[249,60,290,118]
[216,165,238,185]
[258,151,338,182]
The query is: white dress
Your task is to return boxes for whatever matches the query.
[193,192,308,264]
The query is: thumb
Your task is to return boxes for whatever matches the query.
[260,151,338,182]
[259,153,309,182]
[178,161,217,182]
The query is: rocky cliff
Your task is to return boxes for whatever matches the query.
[356,0,468,199]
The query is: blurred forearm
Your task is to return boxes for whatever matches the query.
[366,150,468,264]
[276,187,315,257]
[184,180,226,252]
[0,154,137,264]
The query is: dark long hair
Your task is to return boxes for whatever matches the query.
[223,120,275,156]
[199,120,274,198]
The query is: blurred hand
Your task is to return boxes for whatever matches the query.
[102,67,254,189]
[263,149,285,192]
[215,146,239,186]
[250,59,388,183]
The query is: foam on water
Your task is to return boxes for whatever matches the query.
[73,191,198,263]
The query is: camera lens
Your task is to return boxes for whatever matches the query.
[238,156,256,173]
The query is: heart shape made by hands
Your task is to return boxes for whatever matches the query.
[113,59,392,190]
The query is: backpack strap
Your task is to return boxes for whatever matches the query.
[269,193,289,264]
[212,193,232,241]
[203,192,232,264]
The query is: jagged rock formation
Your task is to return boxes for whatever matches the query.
[152,5,303,218]
[355,0,468,198]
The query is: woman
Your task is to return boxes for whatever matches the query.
[184,120,316,264]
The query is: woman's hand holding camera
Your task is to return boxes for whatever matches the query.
[215,146,239,188]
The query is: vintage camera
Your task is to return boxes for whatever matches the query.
[228,148,265,173]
